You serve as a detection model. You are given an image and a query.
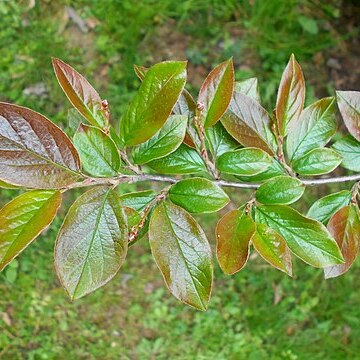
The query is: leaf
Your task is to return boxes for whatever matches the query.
[120,61,187,146]
[332,135,360,172]
[147,144,205,174]
[256,176,305,205]
[149,202,213,310]
[74,124,120,177]
[292,148,342,176]
[52,58,107,128]
[307,190,352,224]
[0,190,61,271]
[0,180,19,189]
[234,78,261,102]
[55,187,128,300]
[120,190,157,212]
[221,92,277,155]
[169,178,229,213]
[0,102,81,189]
[324,206,360,279]
[276,54,305,135]
[255,205,344,267]
[132,115,187,164]
[198,59,234,127]
[133,64,147,80]
[217,148,272,176]
[286,97,337,162]
[252,223,292,276]
[236,158,285,183]
[205,122,239,159]
[336,91,360,141]
[216,209,255,275]
[124,207,148,246]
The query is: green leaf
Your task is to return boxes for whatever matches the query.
[217,148,272,176]
[221,92,277,155]
[169,178,229,213]
[132,115,187,164]
[147,144,205,174]
[55,187,128,300]
[256,176,305,205]
[336,91,360,141]
[74,124,120,177]
[120,61,187,146]
[0,102,81,189]
[332,135,360,172]
[252,223,292,276]
[120,190,157,212]
[255,205,344,267]
[198,58,234,127]
[216,209,255,274]
[286,97,337,162]
[52,58,107,128]
[234,78,260,102]
[149,202,213,311]
[292,148,342,176]
[276,54,305,135]
[307,190,352,224]
[0,180,19,189]
[124,207,149,246]
[236,158,285,183]
[324,205,360,278]
[0,190,61,271]
[205,122,239,159]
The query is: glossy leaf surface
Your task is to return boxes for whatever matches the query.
[147,144,205,174]
[252,223,292,276]
[0,102,81,188]
[234,78,260,102]
[332,135,360,172]
[121,61,187,146]
[120,190,157,212]
[307,190,352,224]
[221,92,276,155]
[53,58,107,128]
[216,209,255,274]
[74,124,120,177]
[0,190,61,271]
[55,187,128,300]
[205,122,239,159]
[217,148,272,176]
[324,206,360,278]
[236,159,285,183]
[276,54,305,135]
[256,176,305,205]
[336,91,360,141]
[198,59,234,127]
[255,205,343,267]
[149,202,213,310]
[287,97,337,162]
[169,178,229,213]
[292,148,342,176]
[132,115,187,164]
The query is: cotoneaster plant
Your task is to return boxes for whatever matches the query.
[1,55,360,311]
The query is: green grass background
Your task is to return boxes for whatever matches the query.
[0,1,359,359]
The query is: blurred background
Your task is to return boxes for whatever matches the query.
[0,1,360,359]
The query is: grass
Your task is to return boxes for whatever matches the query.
[0,0,359,359]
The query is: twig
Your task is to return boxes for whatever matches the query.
[119,149,143,175]
[63,173,360,191]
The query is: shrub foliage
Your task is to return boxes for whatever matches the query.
[1,55,360,310]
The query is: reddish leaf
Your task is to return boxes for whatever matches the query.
[276,54,305,135]
[198,59,234,127]
[0,103,81,188]
[252,224,293,276]
[221,92,277,155]
[53,58,107,128]
[216,209,255,275]
[336,91,360,141]
[324,206,360,279]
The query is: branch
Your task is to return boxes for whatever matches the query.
[64,173,360,191]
